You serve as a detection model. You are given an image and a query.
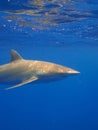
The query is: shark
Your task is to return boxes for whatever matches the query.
[0,50,80,90]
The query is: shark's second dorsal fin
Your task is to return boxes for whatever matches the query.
[11,49,23,62]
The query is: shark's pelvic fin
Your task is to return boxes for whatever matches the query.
[11,49,23,62]
[5,76,38,90]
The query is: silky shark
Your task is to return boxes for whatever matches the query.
[0,50,80,90]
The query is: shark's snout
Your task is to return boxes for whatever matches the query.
[55,65,80,75]
[67,70,80,74]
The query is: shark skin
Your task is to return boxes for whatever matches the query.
[0,50,80,90]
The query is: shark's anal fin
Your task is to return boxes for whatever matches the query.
[5,76,38,90]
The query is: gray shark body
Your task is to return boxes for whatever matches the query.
[0,50,80,90]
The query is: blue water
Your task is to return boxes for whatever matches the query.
[0,0,98,130]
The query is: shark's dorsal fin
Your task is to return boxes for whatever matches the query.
[11,49,23,62]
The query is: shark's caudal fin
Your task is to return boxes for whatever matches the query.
[10,50,23,62]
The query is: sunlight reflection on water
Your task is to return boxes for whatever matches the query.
[0,0,98,42]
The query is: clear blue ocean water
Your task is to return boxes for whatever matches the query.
[0,0,98,130]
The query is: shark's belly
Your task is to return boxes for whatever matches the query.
[0,71,31,84]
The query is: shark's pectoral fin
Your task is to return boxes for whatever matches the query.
[5,76,38,90]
